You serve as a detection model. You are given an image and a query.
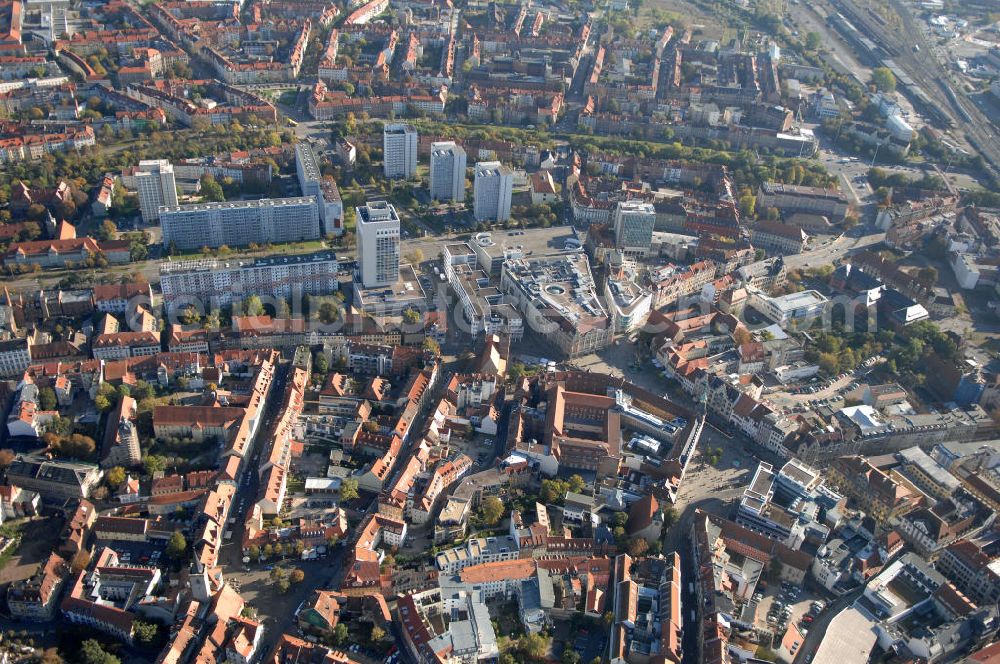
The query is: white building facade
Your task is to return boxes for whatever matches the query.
[356,201,401,288]
[429,141,467,202]
[135,159,178,224]
[159,197,321,251]
[160,250,340,312]
[383,123,418,179]
[473,161,513,222]
[613,201,656,257]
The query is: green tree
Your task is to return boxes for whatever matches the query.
[628,537,649,557]
[50,433,97,459]
[480,496,505,525]
[333,623,349,645]
[871,67,897,92]
[133,620,159,647]
[200,175,225,202]
[805,32,822,50]
[567,474,586,493]
[38,386,57,411]
[371,625,386,642]
[80,640,120,664]
[561,649,581,664]
[20,221,41,240]
[540,478,570,504]
[316,300,341,323]
[517,633,550,660]
[133,380,155,401]
[662,506,679,528]
[180,306,200,326]
[94,394,112,412]
[314,353,329,374]
[402,308,421,325]
[166,531,187,560]
[818,352,839,375]
[98,219,117,241]
[106,466,126,488]
[340,478,359,501]
[143,454,167,474]
[242,295,264,317]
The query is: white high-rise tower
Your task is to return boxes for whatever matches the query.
[473,161,513,222]
[429,141,467,202]
[356,201,401,288]
[382,123,418,180]
[135,159,178,223]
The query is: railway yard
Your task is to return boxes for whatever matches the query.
[794,0,1000,183]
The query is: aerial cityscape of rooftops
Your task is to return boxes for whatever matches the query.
[2,0,1000,661]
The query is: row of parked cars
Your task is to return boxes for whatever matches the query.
[116,548,161,566]
[763,582,827,635]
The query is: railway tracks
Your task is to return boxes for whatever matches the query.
[821,0,1000,180]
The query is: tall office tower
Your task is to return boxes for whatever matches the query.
[383,123,418,179]
[613,201,657,257]
[473,161,513,222]
[429,141,467,202]
[356,201,401,287]
[135,159,178,223]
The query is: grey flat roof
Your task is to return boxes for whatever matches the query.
[160,250,338,274]
[159,197,315,213]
